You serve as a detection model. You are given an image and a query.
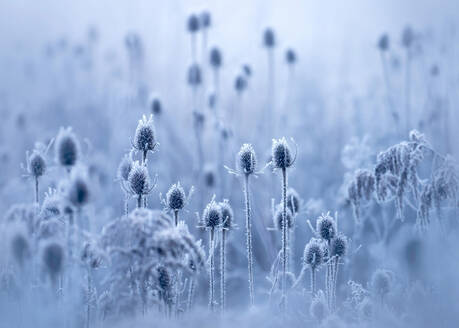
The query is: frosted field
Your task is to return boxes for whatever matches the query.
[1,1,459,327]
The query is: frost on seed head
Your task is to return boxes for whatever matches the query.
[316,213,336,242]
[187,14,200,33]
[304,239,323,269]
[237,143,257,175]
[271,138,294,169]
[42,241,64,282]
[117,152,133,182]
[128,161,151,196]
[40,188,63,219]
[402,25,414,48]
[263,27,276,48]
[66,167,90,209]
[55,127,79,168]
[286,188,301,215]
[202,199,221,229]
[330,234,347,258]
[166,182,186,211]
[133,115,157,154]
[27,150,46,178]
[209,47,222,69]
[273,204,294,230]
[219,200,234,230]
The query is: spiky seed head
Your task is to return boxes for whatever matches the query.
[117,153,133,182]
[219,200,234,229]
[166,183,186,211]
[234,75,247,93]
[310,293,327,322]
[128,161,150,196]
[263,27,276,48]
[209,47,222,69]
[66,168,90,208]
[378,34,389,51]
[149,95,162,116]
[286,188,301,215]
[200,11,211,29]
[304,239,323,269]
[316,214,336,241]
[371,269,391,297]
[55,127,79,168]
[134,115,156,153]
[41,189,62,219]
[272,137,293,169]
[237,143,257,175]
[187,63,202,86]
[11,232,30,266]
[286,48,297,64]
[273,205,294,230]
[402,26,414,48]
[330,234,347,258]
[43,242,63,281]
[157,265,172,291]
[187,14,200,33]
[202,200,221,229]
[28,151,46,178]
[242,64,252,77]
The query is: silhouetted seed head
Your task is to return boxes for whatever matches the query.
[237,143,257,175]
[200,11,211,29]
[28,151,46,178]
[330,235,347,257]
[285,48,297,64]
[149,95,162,116]
[209,47,222,69]
[55,127,79,168]
[166,183,186,211]
[67,168,90,208]
[117,153,133,182]
[371,269,391,297]
[219,200,234,230]
[316,214,336,241]
[204,166,216,188]
[134,115,156,153]
[310,292,327,322]
[128,161,150,196]
[187,14,200,33]
[157,265,172,291]
[402,26,414,48]
[273,205,294,230]
[378,34,390,51]
[203,200,221,229]
[11,232,30,267]
[263,28,276,48]
[234,75,247,93]
[188,63,202,86]
[43,242,63,281]
[304,239,323,269]
[286,188,300,215]
[271,138,293,169]
[242,64,252,77]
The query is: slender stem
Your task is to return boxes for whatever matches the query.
[187,278,195,312]
[174,210,179,226]
[86,268,91,328]
[281,168,288,311]
[209,229,215,311]
[243,174,255,306]
[220,229,227,313]
[311,268,316,295]
[124,192,129,217]
[137,195,142,208]
[405,50,411,134]
[34,177,39,204]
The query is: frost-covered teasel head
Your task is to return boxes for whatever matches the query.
[209,47,222,69]
[166,182,186,212]
[128,161,152,196]
[330,234,347,258]
[271,137,295,169]
[200,11,211,29]
[285,48,297,65]
[55,127,79,168]
[149,94,162,116]
[371,269,391,298]
[263,27,276,48]
[202,199,221,229]
[273,204,294,230]
[378,34,389,51]
[157,265,172,292]
[133,115,157,155]
[27,150,46,178]
[219,200,234,230]
[286,188,301,215]
[316,213,336,242]
[42,241,64,283]
[66,167,90,209]
[234,75,247,93]
[187,14,200,33]
[117,152,133,182]
[188,63,202,86]
[237,143,257,175]
[304,239,323,270]
[40,188,62,219]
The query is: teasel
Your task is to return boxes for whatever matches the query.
[187,14,200,62]
[23,141,52,204]
[117,152,133,217]
[219,200,234,313]
[132,114,158,165]
[162,182,194,225]
[127,161,156,208]
[55,127,80,173]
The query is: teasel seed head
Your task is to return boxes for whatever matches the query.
[28,150,46,178]
[378,34,389,51]
[304,239,323,269]
[263,27,276,48]
[202,199,221,229]
[188,63,202,86]
[187,14,200,33]
[166,182,186,211]
[133,114,157,154]
[117,153,133,182]
[371,269,391,298]
[149,94,162,116]
[273,204,294,230]
[55,127,79,168]
[286,188,301,215]
[219,200,234,230]
[271,137,293,169]
[285,48,297,65]
[209,47,222,69]
[330,234,347,258]
[43,241,64,282]
[200,11,211,29]
[128,161,151,196]
[237,143,257,175]
[66,167,90,209]
[11,232,30,267]
[316,213,336,242]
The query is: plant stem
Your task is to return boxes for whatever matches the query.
[209,228,215,312]
[220,228,227,313]
[243,174,255,306]
[137,195,142,208]
[174,210,179,226]
[35,177,39,204]
[311,268,316,295]
[281,168,288,311]
[187,278,195,312]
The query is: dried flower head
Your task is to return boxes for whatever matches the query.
[117,153,133,182]
[242,64,252,77]
[316,213,336,242]
[200,11,211,29]
[128,161,151,196]
[378,34,389,51]
[330,234,347,258]
[234,75,247,93]
[149,94,162,116]
[271,138,294,169]
[11,232,30,267]
[285,48,297,64]
[188,63,202,86]
[210,47,222,69]
[187,14,200,33]
[55,127,79,168]
[286,188,301,215]
[310,291,328,322]
[40,188,62,219]
[304,239,323,269]
[166,182,186,211]
[219,200,234,230]
[157,265,172,292]
[133,115,157,154]
[202,199,221,229]
[66,167,90,208]
[27,150,46,178]
[273,204,294,230]
[237,143,257,175]
[402,26,414,48]
[263,27,276,48]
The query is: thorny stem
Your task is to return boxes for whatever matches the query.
[86,268,92,328]
[281,168,288,312]
[124,192,129,218]
[311,269,316,295]
[35,177,39,204]
[174,210,179,226]
[243,174,255,306]
[209,228,216,312]
[187,278,195,312]
[220,229,227,313]
[137,195,142,208]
